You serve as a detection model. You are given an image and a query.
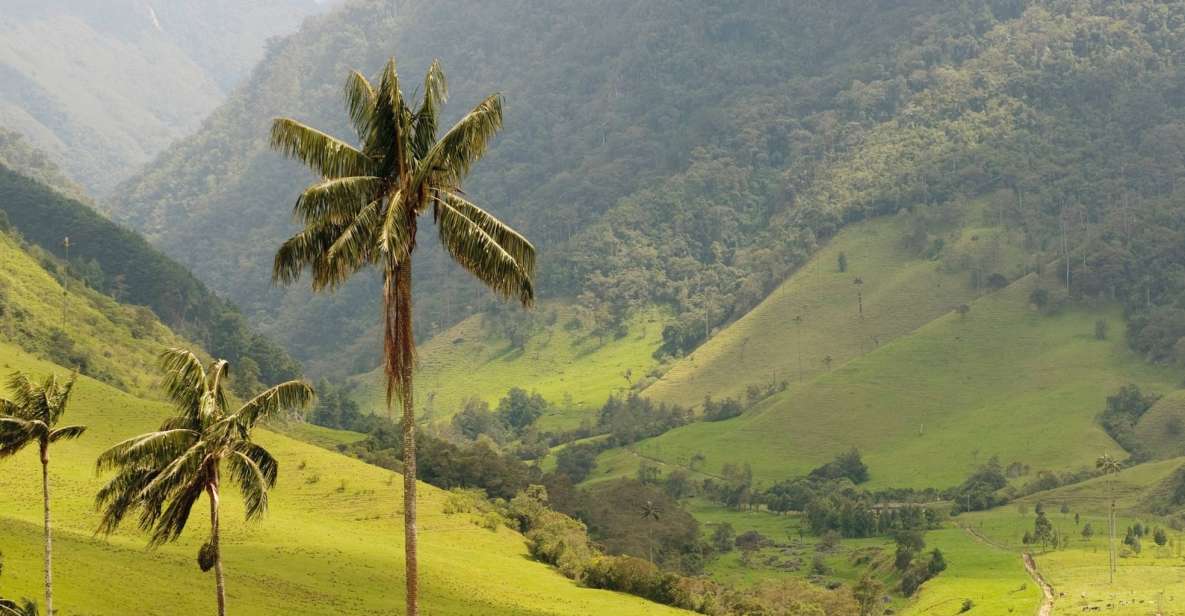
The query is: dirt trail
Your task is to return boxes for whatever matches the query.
[1022,551,1055,616]
[960,525,1054,616]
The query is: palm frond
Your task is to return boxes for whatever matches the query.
[95,429,198,473]
[234,380,316,429]
[95,467,158,535]
[228,449,272,520]
[159,349,207,414]
[412,59,448,159]
[48,424,86,443]
[273,221,343,286]
[324,199,384,275]
[379,192,414,261]
[293,176,383,225]
[344,69,377,142]
[0,417,37,458]
[371,58,410,176]
[434,196,534,306]
[413,94,503,192]
[436,190,535,281]
[270,118,375,179]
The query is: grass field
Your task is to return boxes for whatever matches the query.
[350,302,668,430]
[1137,391,1185,459]
[601,273,1178,489]
[905,459,1185,615]
[643,209,1024,409]
[0,341,689,615]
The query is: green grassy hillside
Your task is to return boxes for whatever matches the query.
[0,228,187,395]
[611,274,1177,489]
[644,207,1024,409]
[1136,391,1185,460]
[0,342,687,615]
[351,303,667,430]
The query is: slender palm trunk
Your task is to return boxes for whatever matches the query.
[40,446,52,616]
[402,384,418,616]
[208,480,226,616]
[386,255,419,616]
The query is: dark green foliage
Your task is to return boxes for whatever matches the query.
[1081,522,1094,540]
[764,478,817,513]
[1154,527,1168,546]
[306,379,368,432]
[950,457,1008,513]
[808,448,870,484]
[0,166,299,385]
[554,444,599,483]
[734,530,768,552]
[710,523,735,554]
[497,388,549,434]
[450,398,509,443]
[1033,512,1055,550]
[598,394,692,447]
[341,419,537,500]
[837,252,848,273]
[1100,384,1160,460]
[701,396,744,422]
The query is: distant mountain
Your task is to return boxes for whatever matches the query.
[115,0,1185,388]
[0,0,321,194]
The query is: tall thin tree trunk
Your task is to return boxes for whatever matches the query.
[386,255,419,616]
[41,447,52,616]
[208,481,226,616]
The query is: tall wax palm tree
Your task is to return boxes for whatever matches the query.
[95,349,314,616]
[639,500,662,565]
[1096,453,1122,583]
[269,57,535,615]
[0,372,86,616]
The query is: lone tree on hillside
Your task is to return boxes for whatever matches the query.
[269,57,535,616]
[0,372,86,616]
[96,349,314,616]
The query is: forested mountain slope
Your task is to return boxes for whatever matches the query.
[111,0,940,375]
[114,0,1185,388]
[0,165,300,389]
[0,0,320,193]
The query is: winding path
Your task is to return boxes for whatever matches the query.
[959,525,1054,616]
[1021,551,1055,616]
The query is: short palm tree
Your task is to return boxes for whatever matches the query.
[269,57,535,615]
[95,349,314,616]
[0,372,86,616]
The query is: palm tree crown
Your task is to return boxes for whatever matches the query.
[96,348,314,543]
[270,57,535,406]
[0,372,86,461]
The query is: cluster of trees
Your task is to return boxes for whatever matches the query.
[1098,384,1160,461]
[486,485,857,615]
[892,531,946,597]
[0,351,315,615]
